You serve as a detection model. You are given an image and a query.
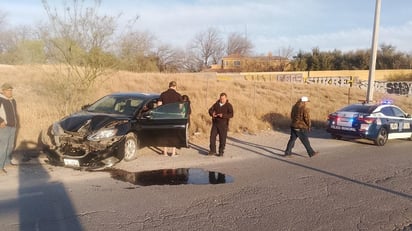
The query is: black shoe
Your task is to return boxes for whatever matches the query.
[284,151,292,157]
[310,151,319,158]
[215,153,223,157]
[208,151,216,156]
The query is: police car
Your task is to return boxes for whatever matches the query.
[326,101,412,146]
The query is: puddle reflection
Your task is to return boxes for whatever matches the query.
[107,168,234,186]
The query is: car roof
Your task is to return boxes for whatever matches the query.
[108,92,160,99]
[339,103,378,113]
[339,103,403,114]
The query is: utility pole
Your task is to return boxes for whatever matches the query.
[366,0,381,103]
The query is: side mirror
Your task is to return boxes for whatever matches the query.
[406,113,411,118]
[142,111,152,119]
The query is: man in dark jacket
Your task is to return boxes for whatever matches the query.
[208,93,234,157]
[158,81,182,157]
[0,83,18,174]
[284,96,318,158]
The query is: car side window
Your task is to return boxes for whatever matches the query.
[392,107,406,118]
[150,102,188,119]
[381,107,395,117]
[115,98,141,115]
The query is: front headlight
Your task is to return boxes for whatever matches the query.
[87,128,118,141]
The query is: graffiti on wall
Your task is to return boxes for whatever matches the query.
[239,72,412,96]
[243,73,303,82]
[357,80,412,95]
[305,76,356,87]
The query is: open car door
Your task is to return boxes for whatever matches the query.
[139,102,189,148]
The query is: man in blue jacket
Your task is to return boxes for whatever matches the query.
[0,83,18,174]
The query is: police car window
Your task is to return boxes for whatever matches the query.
[340,104,376,113]
[392,107,406,117]
[381,107,395,116]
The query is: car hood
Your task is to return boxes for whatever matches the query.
[59,111,129,132]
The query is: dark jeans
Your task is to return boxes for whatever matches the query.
[285,127,315,156]
[209,123,228,154]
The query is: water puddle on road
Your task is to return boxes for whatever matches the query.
[107,168,233,186]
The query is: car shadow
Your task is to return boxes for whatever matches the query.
[1,140,84,230]
[333,137,377,146]
[225,136,412,200]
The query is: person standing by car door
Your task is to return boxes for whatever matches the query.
[284,96,318,158]
[158,81,182,157]
[0,83,18,174]
[208,93,234,157]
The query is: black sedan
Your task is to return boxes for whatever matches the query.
[326,102,412,146]
[41,92,189,169]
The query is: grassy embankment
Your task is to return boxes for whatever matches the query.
[1,64,411,151]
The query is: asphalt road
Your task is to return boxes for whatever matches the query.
[0,130,411,231]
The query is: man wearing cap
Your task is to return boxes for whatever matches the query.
[0,83,18,174]
[284,96,318,158]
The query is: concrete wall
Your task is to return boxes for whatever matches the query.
[216,69,412,95]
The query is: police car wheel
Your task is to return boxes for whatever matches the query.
[374,128,388,146]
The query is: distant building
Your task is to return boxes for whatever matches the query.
[211,53,291,72]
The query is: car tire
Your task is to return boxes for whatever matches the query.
[374,128,388,146]
[122,133,139,161]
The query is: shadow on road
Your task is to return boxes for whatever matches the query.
[188,142,209,156]
[227,136,412,200]
[0,143,84,230]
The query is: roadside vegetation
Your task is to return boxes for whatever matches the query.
[1,65,411,151]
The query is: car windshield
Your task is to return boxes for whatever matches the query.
[338,104,377,114]
[86,95,145,115]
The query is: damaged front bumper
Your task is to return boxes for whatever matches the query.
[46,133,125,170]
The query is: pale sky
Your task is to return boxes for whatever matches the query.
[2,0,412,55]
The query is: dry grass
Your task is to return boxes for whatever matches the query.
[1,64,411,150]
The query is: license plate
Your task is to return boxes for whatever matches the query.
[64,159,80,167]
[331,125,355,131]
[330,125,341,129]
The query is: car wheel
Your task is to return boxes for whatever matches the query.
[374,128,388,146]
[122,133,139,161]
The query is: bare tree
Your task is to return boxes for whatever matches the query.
[155,44,186,72]
[40,0,121,113]
[181,47,204,72]
[278,46,294,71]
[226,32,253,56]
[191,27,225,69]
[117,30,158,72]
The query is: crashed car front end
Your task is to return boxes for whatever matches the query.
[46,118,129,169]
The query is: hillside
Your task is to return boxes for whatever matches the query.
[1,65,411,151]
